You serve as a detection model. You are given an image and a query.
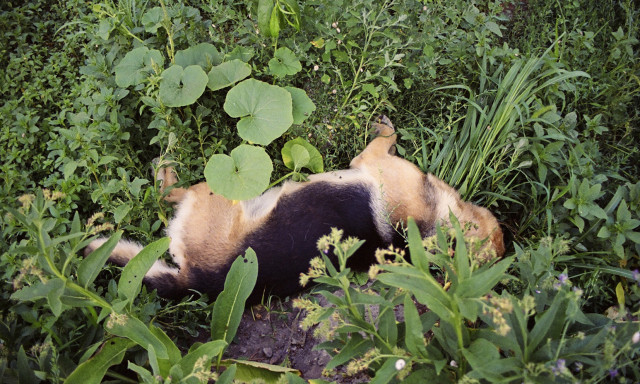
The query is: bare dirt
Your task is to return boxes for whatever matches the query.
[221,297,371,383]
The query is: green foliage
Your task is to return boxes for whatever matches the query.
[297,219,640,382]
[2,0,640,382]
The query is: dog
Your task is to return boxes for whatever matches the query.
[86,116,505,300]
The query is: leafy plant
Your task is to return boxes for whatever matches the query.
[3,191,300,382]
[416,43,588,205]
[297,217,640,382]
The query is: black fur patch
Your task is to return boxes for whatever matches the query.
[188,181,389,300]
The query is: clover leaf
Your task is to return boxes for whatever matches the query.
[204,145,273,201]
[223,79,293,146]
[158,65,209,107]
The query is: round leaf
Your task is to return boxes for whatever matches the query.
[281,137,324,173]
[114,47,164,88]
[159,65,209,107]
[290,144,310,170]
[174,43,223,71]
[204,145,273,201]
[207,59,252,91]
[141,7,163,33]
[268,47,302,77]
[284,86,316,124]
[224,79,293,146]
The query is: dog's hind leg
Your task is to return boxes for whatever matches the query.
[350,115,397,168]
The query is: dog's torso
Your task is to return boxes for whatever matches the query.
[87,117,505,300]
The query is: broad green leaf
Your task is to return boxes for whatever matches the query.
[141,7,164,33]
[284,86,316,124]
[117,237,169,304]
[370,358,398,384]
[64,338,134,384]
[528,293,564,353]
[455,257,514,298]
[113,203,131,224]
[289,144,310,170]
[149,325,182,375]
[269,5,281,38]
[11,278,64,302]
[362,83,379,98]
[128,362,155,382]
[217,364,237,384]
[211,248,258,344]
[204,145,273,201]
[377,307,398,347]
[227,46,255,62]
[403,295,426,356]
[281,138,323,173]
[257,0,276,37]
[216,364,238,384]
[105,313,169,359]
[457,297,479,322]
[283,372,307,384]
[407,218,430,273]
[268,47,302,77]
[78,231,122,288]
[175,43,223,70]
[462,339,506,382]
[114,47,164,88]
[224,79,293,145]
[325,333,374,370]
[378,267,454,322]
[485,21,502,37]
[207,59,252,91]
[47,278,66,317]
[159,65,209,107]
[176,340,226,375]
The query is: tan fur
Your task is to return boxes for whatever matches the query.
[87,115,505,297]
[350,117,504,256]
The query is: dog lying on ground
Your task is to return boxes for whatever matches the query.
[86,116,505,300]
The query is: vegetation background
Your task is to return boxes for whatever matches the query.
[1,0,639,382]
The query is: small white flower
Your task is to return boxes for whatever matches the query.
[450,360,458,367]
[331,22,338,28]
[422,5,427,11]
[633,331,640,344]
[336,28,341,33]
[332,89,337,94]
[395,359,406,370]
[313,65,319,71]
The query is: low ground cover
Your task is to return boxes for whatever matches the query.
[1,0,639,382]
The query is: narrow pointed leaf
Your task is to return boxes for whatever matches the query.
[211,248,258,344]
[117,237,169,304]
[78,231,122,288]
[64,338,135,384]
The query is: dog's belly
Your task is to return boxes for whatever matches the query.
[189,181,393,299]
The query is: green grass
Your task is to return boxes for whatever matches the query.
[1,0,639,382]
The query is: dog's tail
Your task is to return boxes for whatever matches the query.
[84,238,186,299]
